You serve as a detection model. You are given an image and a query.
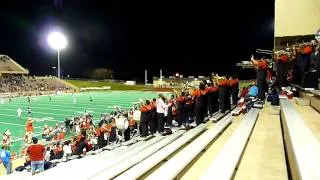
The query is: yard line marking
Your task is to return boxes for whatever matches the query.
[0,108,70,116]
[0,113,64,123]
[0,121,41,129]
[11,134,42,143]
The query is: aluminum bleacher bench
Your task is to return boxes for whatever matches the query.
[147,114,233,180]
[231,106,242,115]
[280,99,320,179]
[115,124,207,180]
[90,130,186,180]
[210,110,230,122]
[201,108,260,180]
[32,139,153,180]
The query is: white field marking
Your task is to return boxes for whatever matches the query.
[11,134,42,143]
[9,101,111,110]
[0,103,99,114]
[2,102,108,112]
[33,117,63,123]
[0,113,64,123]
[0,121,41,129]
[0,108,70,116]
[10,136,20,140]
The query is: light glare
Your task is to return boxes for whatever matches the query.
[47,32,67,50]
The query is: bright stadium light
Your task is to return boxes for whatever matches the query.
[47,32,67,78]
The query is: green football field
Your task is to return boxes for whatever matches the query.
[0,91,162,154]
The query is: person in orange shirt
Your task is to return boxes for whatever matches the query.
[140,100,152,137]
[194,83,207,125]
[176,92,186,127]
[207,82,219,115]
[251,55,268,100]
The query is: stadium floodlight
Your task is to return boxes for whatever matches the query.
[47,32,67,79]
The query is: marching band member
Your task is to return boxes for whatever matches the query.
[176,92,186,127]
[193,83,207,125]
[207,82,219,115]
[251,55,268,100]
[230,75,239,105]
[140,100,152,137]
[149,98,157,135]
[275,52,289,89]
[218,75,229,113]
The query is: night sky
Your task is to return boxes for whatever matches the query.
[0,1,274,82]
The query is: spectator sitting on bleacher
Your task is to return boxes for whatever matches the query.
[246,84,258,98]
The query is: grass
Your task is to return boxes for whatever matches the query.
[0,91,163,156]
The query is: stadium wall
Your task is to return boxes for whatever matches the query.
[274,0,320,48]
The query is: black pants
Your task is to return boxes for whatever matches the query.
[150,111,157,134]
[140,113,149,137]
[219,86,226,112]
[156,113,164,133]
[176,105,184,126]
[231,87,239,105]
[195,107,204,125]
[257,69,267,100]
[225,87,231,110]
[166,106,173,126]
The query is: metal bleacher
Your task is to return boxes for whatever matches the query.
[280,99,320,179]
[200,108,260,180]
[90,130,186,180]
[147,114,234,180]
[115,124,207,180]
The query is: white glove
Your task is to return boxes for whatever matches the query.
[251,55,254,61]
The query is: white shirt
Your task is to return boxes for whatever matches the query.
[156,98,167,114]
[63,145,72,155]
[17,108,22,114]
[45,151,51,161]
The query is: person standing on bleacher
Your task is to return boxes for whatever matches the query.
[27,137,45,175]
[156,94,167,134]
[251,55,268,100]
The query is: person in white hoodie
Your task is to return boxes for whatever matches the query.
[156,94,167,134]
[63,141,72,162]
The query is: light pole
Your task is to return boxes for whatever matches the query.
[47,32,67,79]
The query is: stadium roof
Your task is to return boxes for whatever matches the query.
[0,55,29,75]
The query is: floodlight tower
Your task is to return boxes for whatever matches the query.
[47,32,67,79]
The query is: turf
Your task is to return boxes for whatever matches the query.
[0,91,161,154]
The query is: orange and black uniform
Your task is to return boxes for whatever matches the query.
[207,85,219,115]
[166,99,175,126]
[140,104,152,137]
[149,100,157,134]
[218,78,229,112]
[184,96,194,123]
[176,95,185,126]
[276,55,288,89]
[230,78,239,105]
[193,89,207,125]
[257,60,268,99]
